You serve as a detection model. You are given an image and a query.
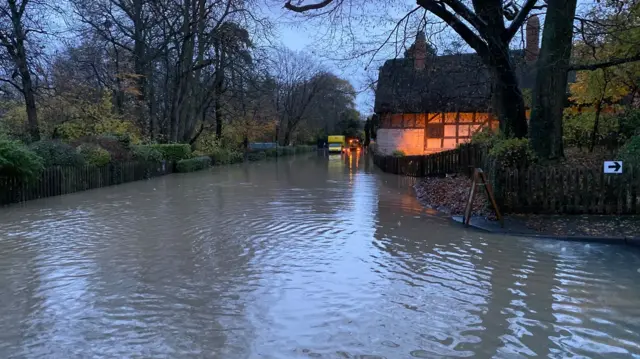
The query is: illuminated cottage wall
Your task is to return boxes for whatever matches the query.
[376,112,500,155]
[373,17,540,156]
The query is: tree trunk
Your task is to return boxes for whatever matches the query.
[590,100,603,153]
[23,83,39,142]
[283,128,291,147]
[490,63,528,138]
[529,0,578,161]
[213,45,225,139]
[9,6,40,142]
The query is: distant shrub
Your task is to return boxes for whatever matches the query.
[30,140,85,167]
[77,144,111,166]
[229,151,244,164]
[280,147,295,156]
[151,144,192,161]
[210,148,231,165]
[489,138,537,169]
[392,150,406,157]
[470,128,502,149]
[619,135,640,167]
[247,151,267,161]
[176,156,211,173]
[72,136,133,161]
[294,145,314,153]
[132,145,163,162]
[265,148,278,157]
[0,139,44,179]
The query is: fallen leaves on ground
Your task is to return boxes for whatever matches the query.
[414,175,496,218]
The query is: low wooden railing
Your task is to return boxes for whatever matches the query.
[0,161,173,206]
[373,145,640,215]
[496,165,640,215]
[373,144,486,177]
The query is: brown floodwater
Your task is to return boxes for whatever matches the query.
[1,151,640,358]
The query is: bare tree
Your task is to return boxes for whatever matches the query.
[282,0,543,138]
[269,48,326,145]
[0,0,50,141]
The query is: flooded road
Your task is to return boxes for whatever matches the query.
[1,152,640,358]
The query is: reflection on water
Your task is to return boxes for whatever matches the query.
[1,151,640,358]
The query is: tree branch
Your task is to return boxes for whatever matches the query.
[503,0,539,41]
[284,0,334,12]
[569,54,640,71]
[0,77,24,93]
[441,0,489,37]
[417,0,488,58]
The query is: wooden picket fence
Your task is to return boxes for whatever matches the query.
[373,144,486,177]
[373,145,640,215]
[0,161,173,206]
[496,165,640,214]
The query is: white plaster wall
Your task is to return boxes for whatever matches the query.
[376,129,424,155]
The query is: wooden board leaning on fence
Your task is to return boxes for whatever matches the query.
[463,168,504,228]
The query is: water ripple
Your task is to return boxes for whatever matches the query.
[1,154,640,358]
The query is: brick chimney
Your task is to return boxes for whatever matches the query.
[525,15,540,63]
[414,31,427,70]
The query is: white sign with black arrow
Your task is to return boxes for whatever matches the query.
[604,161,623,174]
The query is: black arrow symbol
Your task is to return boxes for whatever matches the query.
[608,162,622,172]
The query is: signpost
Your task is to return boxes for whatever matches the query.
[604,161,623,174]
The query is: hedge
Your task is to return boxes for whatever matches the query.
[77,144,111,166]
[30,140,85,167]
[0,139,44,179]
[210,148,244,165]
[247,151,267,161]
[176,156,211,173]
[151,144,192,162]
[132,145,163,162]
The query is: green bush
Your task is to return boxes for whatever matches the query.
[619,135,640,167]
[72,136,133,161]
[265,148,278,157]
[0,139,44,179]
[30,140,85,167]
[229,151,244,164]
[392,150,406,157]
[77,144,111,166]
[132,145,163,162]
[470,128,502,149]
[210,148,232,165]
[617,109,640,142]
[489,138,537,169]
[247,151,267,161]
[563,112,619,149]
[176,156,211,173]
[296,145,315,153]
[151,144,192,162]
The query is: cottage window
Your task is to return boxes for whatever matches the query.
[427,124,444,138]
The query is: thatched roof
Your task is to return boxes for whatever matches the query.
[374,50,536,114]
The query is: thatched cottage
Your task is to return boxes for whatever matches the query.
[374,17,542,155]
